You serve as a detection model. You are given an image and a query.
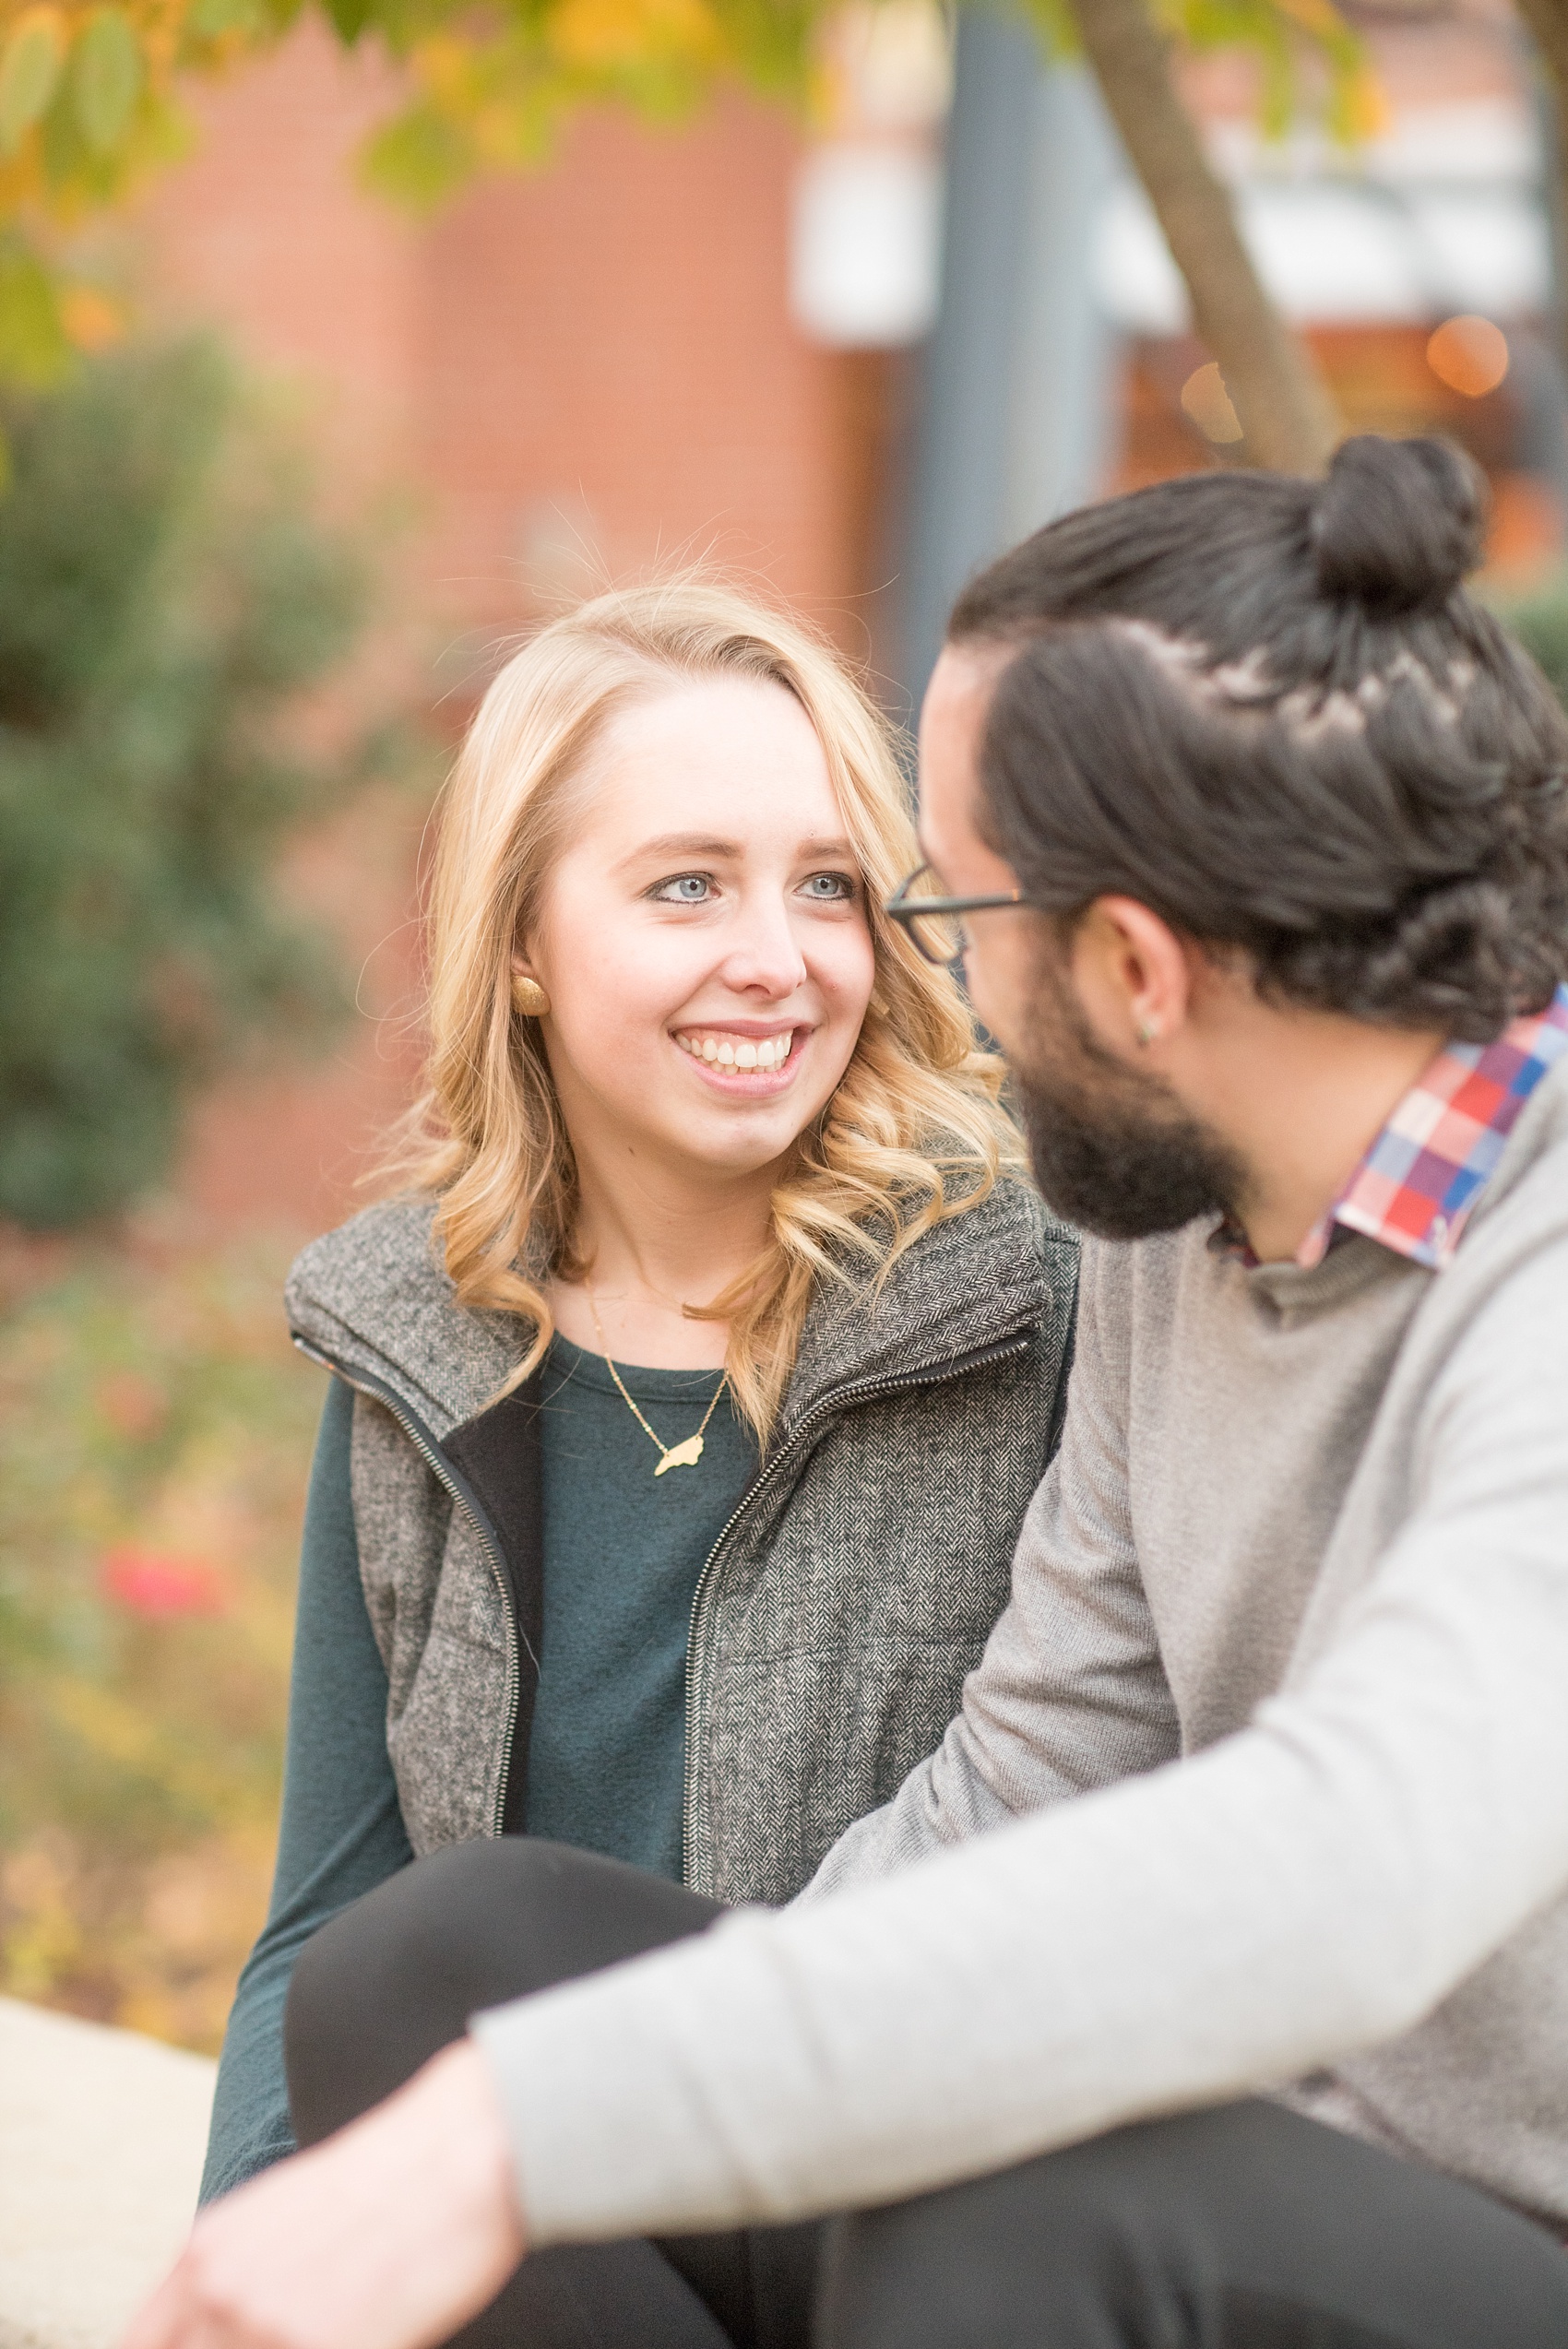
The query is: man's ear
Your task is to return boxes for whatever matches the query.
[1068,896,1194,1057]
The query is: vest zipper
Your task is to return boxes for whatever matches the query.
[680,1329,1033,1890]
[291,1335,526,1837]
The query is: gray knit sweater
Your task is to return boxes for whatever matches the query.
[474,1055,1568,2242]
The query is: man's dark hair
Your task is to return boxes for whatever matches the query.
[952,435,1568,1038]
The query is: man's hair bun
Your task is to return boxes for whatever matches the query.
[1312,433,1487,612]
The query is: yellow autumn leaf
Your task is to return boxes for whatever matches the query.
[549,0,719,75]
[1335,60,1388,143]
[59,281,126,348]
[1272,0,1347,37]
[407,30,478,109]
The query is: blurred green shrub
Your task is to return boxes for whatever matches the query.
[0,337,377,1228]
[1487,569,1568,713]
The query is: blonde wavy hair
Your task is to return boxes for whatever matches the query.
[385,575,1022,1439]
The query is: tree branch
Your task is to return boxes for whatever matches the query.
[1065,0,1341,474]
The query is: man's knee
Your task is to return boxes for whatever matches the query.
[816,2111,1332,2349]
[816,2145,1138,2349]
[816,2106,1568,2349]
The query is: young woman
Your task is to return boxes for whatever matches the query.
[200,577,1077,2207]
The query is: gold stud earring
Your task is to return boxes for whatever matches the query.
[512,974,552,1018]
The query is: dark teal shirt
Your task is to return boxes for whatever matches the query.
[529,1334,756,1877]
[200,1346,755,2203]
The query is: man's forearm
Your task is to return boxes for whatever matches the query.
[474,1524,1568,2245]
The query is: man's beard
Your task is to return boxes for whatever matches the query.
[1010,958,1247,1242]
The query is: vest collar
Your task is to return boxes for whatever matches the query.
[285,1179,1067,1455]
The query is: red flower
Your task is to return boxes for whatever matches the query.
[100,1548,228,1619]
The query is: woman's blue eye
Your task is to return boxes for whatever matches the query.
[655,873,712,903]
[802,872,854,901]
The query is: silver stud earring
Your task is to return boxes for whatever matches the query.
[1134,1014,1158,1047]
[512,974,551,1018]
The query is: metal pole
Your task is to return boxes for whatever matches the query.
[1005,64,1120,547]
[896,31,1121,717]
[897,7,1038,717]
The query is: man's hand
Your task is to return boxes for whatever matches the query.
[122,2040,527,2349]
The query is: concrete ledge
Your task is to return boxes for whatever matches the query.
[0,1998,215,2349]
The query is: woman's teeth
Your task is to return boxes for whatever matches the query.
[675,1031,793,1071]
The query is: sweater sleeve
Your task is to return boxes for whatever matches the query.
[472,1236,1568,2244]
[802,1236,1179,1898]
[199,1377,413,2204]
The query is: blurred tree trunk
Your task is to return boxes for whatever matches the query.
[1516,0,1568,385]
[1065,0,1341,475]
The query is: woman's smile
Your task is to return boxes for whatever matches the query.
[672,1023,803,1083]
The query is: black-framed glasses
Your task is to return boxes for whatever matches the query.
[885,862,1026,967]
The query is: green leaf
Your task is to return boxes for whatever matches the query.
[1021,0,1079,57]
[0,10,65,158]
[1258,37,1291,140]
[322,0,374,41]
[73,11,144,156]
[185,0,267,31]
[360,105,477,208]
[0,245,74,390]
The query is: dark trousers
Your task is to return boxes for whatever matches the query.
[284,1839,1568,2349]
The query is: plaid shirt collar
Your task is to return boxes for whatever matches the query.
[1212,982,1568,1275]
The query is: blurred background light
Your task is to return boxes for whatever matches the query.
[790,0,949,350]
[1427,314,1511,398]
[790,144,943,347]
[1097,100,1550,336]
[1181,362,1243,445]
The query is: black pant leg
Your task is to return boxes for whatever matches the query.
[660,2222,822,2349]
[818,2098,1568,2349]
[283,1837,817,2349]
[284,1837,724,2142]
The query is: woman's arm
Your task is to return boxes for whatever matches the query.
[200,1377,414,2203]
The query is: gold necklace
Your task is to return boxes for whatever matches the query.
[585,1291,729,1477]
